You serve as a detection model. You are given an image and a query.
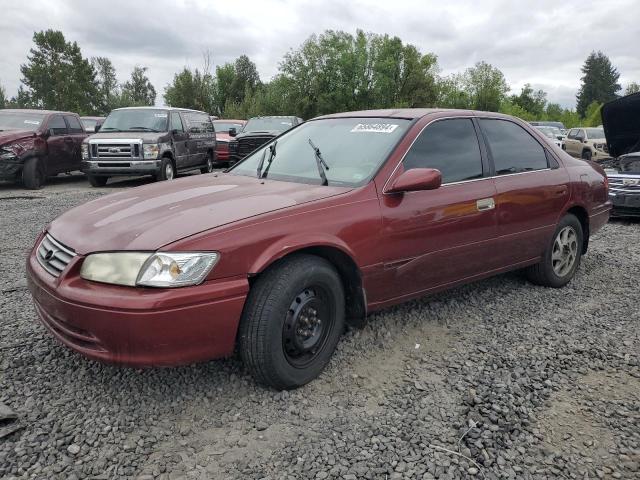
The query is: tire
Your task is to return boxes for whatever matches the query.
[526,213,583,288]
[22,157,45,190]
[200,152,214,174]
[239,254,345,390]
[581,149,592,161]
[156,157,175,181]
[88,175,108,187]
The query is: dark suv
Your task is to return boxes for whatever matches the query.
[229,116,302,163]
[81,107,216,186]
[0,109,87,189]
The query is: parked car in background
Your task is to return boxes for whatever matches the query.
[229,115,303,163]
[212,119,246,166]
[80,116,105,133]
[601,92,640,217]
[563,127,610,161]
[530,120,566,134]
[27,108,610,389]
[0,109,87,189]
[533,125,564,148]
[81,107,216,186]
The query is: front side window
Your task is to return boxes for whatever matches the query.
[480,119,548,175]
[231,117,411,187]
[170,113,184,132]
[81,119,97,131]
[48,115,67,136]
[101,109,169,133]
[65,115,84,134]
[0,112,46,131]
[403,119,483,184]
[567,129,577,139]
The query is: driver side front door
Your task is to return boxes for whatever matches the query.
[170,112,188,170]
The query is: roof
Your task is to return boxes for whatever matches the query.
[213,119,246,123]
[313,108,496,120]
[0,108,76,115]
[80,116,105,120]
[113,106,207,114]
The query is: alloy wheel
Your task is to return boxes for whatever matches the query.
[552,226,578,277]
[165,163,175,180]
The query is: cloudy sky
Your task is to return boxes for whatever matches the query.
[1,0,638,109]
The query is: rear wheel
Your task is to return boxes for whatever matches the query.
[22,157,45,190]
[201,151,215,174]
[239,254,345,389]
[88,175,108,187]
[526,214,583,288]
[581,149,592,161]
[156,157,175,181]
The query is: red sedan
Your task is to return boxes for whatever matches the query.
[212,119,246,165]
[27,109,611,389]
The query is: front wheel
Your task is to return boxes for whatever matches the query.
[156,157,175,181]
[22,157,45,190]
[526,214,583,288]
[581,149,592,161]
[239,254,345,389]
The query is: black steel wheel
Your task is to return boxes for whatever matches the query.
[239,254,345,389]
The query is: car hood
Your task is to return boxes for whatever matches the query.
[0,129,35,146]
[602,92,640,158]
[48,173,351,254]
[87,131,166,142]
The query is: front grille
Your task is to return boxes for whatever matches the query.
[608,176,640,194]
[90,141,142,160]
[36,234,76,277]
[237,136,273,157]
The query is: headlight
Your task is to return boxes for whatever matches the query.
[80,251,219,288]
[143,144,160,159]
[81,144,89,160]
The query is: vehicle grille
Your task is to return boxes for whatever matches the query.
[237,136,273,157]
[92,143,141,159]
[36,233,76,277]
[608,176,640,194]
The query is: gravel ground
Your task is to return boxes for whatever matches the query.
[1,176,639,479]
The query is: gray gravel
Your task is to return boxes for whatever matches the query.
[1,176,639,479]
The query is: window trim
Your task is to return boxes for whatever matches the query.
[47,114,68,136]
[476,117,551,177]
[63,115,84,134]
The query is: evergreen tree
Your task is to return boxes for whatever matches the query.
[121,66,156,106]
[91,57,119,113]
[576,51,620,117]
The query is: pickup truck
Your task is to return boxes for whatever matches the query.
[0,109,87,189]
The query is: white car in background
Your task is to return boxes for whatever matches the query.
[533,125,564,148]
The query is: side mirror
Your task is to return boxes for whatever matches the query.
[229,127,237,137]
[94,124,101,133]
[386,168,442,194]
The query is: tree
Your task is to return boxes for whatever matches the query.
[213,63,236,116]
[576,51,620,117]
[625,82,640,95]
[229,55,261,104]
[436,74,472,109]
[91,57,119,114]
[19,29,99,114]
[510,83,547,117]
[0,81,6,109]
[121,66,156,106]
[462,61,509,112]
[164,66,215,113]
[545,103,563,121]
[583,101,603,127]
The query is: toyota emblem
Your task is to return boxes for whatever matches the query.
[44,249,55,260]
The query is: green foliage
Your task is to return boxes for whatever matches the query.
[545,103,563,121]
[164,67,215,113]
[499,100,536,121]
[625,82,640,95]
[91,57,119,114]
[120,66,156,106]
[559,109,581,129]
[583,101,603,127]
[576,51,620,117]
[510,84,546,117]
[462,61,509,112]
[19,30,100,114]
[0,82,6,108]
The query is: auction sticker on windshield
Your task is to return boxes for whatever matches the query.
[351,123,399,133]
[24,120,41,125]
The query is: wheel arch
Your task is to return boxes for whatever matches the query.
[249,240,367,325]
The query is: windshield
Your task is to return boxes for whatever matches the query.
[81,119,97,131]
[0,111,46,131]
[536,127,556,138]
[101,109,169,132]
[230,117,411,187]
[585,128,605,139]
[213,122,244,133]
[244,117,294,132]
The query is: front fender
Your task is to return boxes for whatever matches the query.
[248,233,358,275]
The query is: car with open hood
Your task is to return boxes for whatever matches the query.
[601,92,640,217]
[229,116,302,164]
[27,108,610,389]
[0,109,87,189]
[212,119,246,166]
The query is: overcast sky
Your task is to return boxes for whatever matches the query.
[1,0,638,109]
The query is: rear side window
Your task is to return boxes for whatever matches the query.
[65,115,84,134]
[403,118,483,184]
[48,115,67,136]
[480,119,548,175]
[185,113,213,133]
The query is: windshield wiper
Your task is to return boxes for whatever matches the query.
[308,138,330,186]
[257,141,277,179]
[128,127,160,132]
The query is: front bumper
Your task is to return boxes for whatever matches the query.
[26,244,249,366]
[81,159,161,176]
[608,174,640,217]
[0,154,23,179]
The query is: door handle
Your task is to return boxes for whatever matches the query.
[476,198,495,211]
